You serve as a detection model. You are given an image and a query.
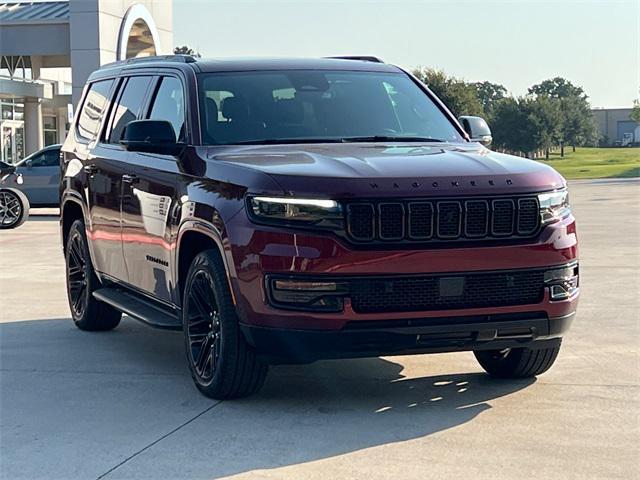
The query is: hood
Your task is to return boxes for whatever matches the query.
[206,142,565,198]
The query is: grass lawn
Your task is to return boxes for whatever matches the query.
[536,147,639,179]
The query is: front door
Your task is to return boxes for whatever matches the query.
[15,146,60,205]
[87,74,155,283]
[120,75,186,304]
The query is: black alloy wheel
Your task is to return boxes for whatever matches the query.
[64,219,121,331]
[67,228,90,318]
[185,270,222,383]
[182,250,268,399]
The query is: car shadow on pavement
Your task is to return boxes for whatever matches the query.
[0,317,534,479]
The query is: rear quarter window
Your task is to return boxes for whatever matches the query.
[76,79,114,142]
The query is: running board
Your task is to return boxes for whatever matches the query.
[93,288,182,330]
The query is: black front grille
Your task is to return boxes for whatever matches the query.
[350,269,545,314]
[345,196,540,243]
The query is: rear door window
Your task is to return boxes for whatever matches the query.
[148,76,186,142]
[76,79,114,142]
[106,76,153,144]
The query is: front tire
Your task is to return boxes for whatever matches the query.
[65,219,121,331]
[474,342,561,378]
[182,250,267,399]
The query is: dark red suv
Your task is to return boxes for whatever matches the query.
[60,55,578,399]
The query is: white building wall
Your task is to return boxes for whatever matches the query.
[69,0,173,105]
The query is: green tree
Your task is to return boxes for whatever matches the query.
[528,77,595,154]
[631,98,640,124]
[471,81,507,121]
[491,97,536,155]
[526,95,564,159]
[412,68,484,117]
[173,45,201,57]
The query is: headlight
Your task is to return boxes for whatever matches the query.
[538,188,570,225]
[248,196,343,228]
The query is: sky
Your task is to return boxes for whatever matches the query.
[173,0,639,108]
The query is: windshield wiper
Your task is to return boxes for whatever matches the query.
[229,138,346,145]
[340,136,444,143]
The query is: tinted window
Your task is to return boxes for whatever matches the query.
[107,76,152,143]
[148,77,185,142]
[198,70,464,145]
[28,148,60,167]
[77,79,114,141]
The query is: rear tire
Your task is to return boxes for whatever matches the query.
[0,189,29,229]
[182,249,268,399]
[65,219,121,331]
[474,342,561,378]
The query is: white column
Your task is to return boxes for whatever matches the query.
[30,55,42,80]
[23,97,44,156]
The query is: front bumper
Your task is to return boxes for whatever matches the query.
[241,312,574,363]
[227,213,579,332]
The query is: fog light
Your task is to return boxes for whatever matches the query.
[268,277,348,312]
[545,264,579,300]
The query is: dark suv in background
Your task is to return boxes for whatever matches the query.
[60,55,579,399]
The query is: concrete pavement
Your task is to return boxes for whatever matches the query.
[0,181,638,479]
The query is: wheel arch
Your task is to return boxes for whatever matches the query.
[176,220,237,308]
[60,195,86,249]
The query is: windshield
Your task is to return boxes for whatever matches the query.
[198,70,464,145]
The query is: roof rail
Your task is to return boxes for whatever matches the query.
[101,54,197,69]
[326,55,384,63]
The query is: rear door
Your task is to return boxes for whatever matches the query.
[72,78,129,280]
[120,74,186,303]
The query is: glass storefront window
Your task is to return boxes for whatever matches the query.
[1,100,25,121]
[2,103,13,120]
[43,115,57,146]
[44,130,57,146]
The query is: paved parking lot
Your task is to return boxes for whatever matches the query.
[1,180,638,480]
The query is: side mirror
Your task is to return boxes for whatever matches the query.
[0,163,15,177]
[26,159,33,169]
[0,163,15,182]
[459,116,492,147]
[120,120,183,155]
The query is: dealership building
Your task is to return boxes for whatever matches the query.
[591,107,637,146]
[0,0,173,164]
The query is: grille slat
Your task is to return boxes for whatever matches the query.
[517,198,539,234]
[408,202,433,239]
[345,196,539,243]
[379,203,404,240]
[437,202,462,238]
[350,270,545,313]
[346,203,375,240]
[491,199,515,236]
[465,200,489,237]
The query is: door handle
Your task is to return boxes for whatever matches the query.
[122,174,139,184]
[83,164,97,175]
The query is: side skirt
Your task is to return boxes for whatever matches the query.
[93,287,182,330]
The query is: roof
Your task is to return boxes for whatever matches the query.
[94,56,401,79]
[0,1,68,24]
[193,57,400,73]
